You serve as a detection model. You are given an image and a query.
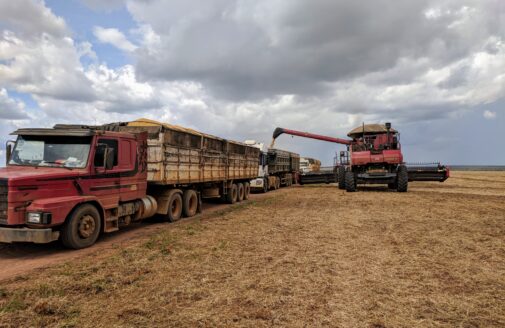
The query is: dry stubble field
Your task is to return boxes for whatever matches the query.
[0,171,504,327]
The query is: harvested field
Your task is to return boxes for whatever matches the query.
[0,171,504,327]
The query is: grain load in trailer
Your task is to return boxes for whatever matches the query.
[267,148,300,188]
[119,119,260,206]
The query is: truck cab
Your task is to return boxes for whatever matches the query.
[244,140,270,192]
[0,126,154,248]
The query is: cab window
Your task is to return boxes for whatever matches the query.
[94,139,118,167]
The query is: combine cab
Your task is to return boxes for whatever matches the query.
[272,123,449,192]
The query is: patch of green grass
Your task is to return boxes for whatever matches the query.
[143,231,177,256]
[184,222,206,236]
[36,284,58,298]
[0,294,27,313]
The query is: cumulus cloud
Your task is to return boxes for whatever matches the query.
[0,89,30,120]
[483,110,497,119]
[0,0,66,38]
[93,26,137,52]
[128,1,502,98]
[1,0,505,165]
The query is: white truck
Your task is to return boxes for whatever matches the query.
[244,140,300,193]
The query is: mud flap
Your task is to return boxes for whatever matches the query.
[197,191,203,214]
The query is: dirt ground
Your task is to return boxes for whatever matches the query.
[0,171,504,327]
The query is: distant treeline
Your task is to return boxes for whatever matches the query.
[450,166,505,171]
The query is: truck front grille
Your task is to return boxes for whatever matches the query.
[0,179,7,224]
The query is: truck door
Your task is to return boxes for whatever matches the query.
[118,138,144,202]
[89,137,121,209]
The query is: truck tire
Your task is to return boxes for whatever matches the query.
[345,171,357,192]
[243,182,251,200]
[237,183,245,202]
[262,179,268,193]
[61,204,102,249]
[396,165,408,192]
[183,189,198,218]
[226,184,238,204]
[338,167,346,190]
[166,192,183,222]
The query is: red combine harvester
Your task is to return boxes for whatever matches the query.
[272,123,449,192]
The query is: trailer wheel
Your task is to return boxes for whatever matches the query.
[226,184,238,204]
[338,167,346,190]
[396,165,408,192]
[183,189,198,218]
[61,204,101,249]
[243,182,251,200]
[345,171,356,192]
[237,183,245,202]
[166,192,183,222]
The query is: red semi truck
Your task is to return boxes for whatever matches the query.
[0,119,259,249]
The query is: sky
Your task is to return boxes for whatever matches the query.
[0,0,504,166]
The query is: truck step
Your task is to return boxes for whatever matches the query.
[104,217,119,233]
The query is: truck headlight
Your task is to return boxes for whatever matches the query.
[26,212,52,224]
[27,212,42,224]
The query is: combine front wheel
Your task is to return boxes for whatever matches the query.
[338,167,346,190]
[345,171,356,192]
[396,165,408,192]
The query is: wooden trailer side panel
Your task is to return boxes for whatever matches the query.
[121,120,259,185]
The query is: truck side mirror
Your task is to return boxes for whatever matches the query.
[104,148,115,170]
[5,141,15,166]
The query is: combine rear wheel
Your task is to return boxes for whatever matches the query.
[396,165,408,192]
[337,167,346,190]
[345,171,356,192]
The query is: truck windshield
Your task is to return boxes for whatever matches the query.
[9,135,92,168]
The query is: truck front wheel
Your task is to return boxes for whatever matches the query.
[61,204,101,249]
[262,179,268,193]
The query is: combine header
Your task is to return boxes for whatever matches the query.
[272,123,449,192]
